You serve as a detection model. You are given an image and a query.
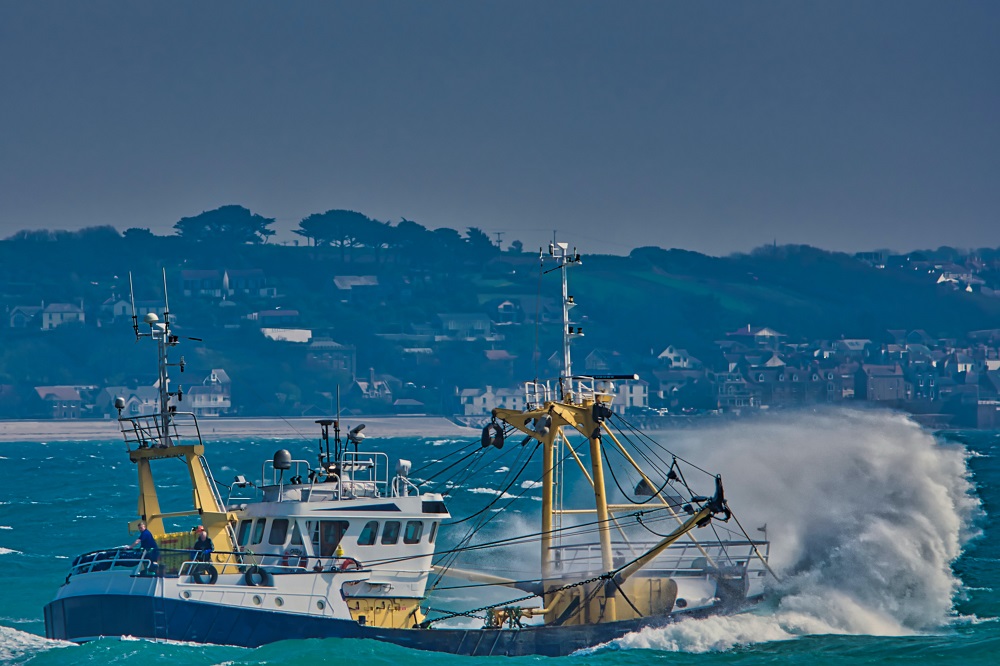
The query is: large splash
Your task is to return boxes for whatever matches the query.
[610,407,980,653]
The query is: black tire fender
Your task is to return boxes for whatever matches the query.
[244,565,273,587]
[191,563,219,585]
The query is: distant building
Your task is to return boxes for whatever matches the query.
[9,305,42,329]
[251,309,300,327]
[34,386,82,419]
[41,303,85,330]
[657,345,702,369]
[855,364,906,402]
[185,369,232,417]
[437,313,494,340]
[180,270,225,298]
[613,379,649,415]
[350,369,394,404]
[262,328,313,343]
[726,325,785,350]
[459,385,526,416]
[306,338,357,376]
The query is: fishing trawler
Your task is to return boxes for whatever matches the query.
[45,251,771,656]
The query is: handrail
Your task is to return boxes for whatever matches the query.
[119,411,203,451]
[547,539,769,575]
[65,546,379,580]
[199,456,227,512]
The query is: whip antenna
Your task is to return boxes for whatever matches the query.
[128,272,139,340]
[161,268,171,328]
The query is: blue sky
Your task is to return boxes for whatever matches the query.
[1,1,997,255]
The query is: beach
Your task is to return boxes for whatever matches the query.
[0,416,476,443]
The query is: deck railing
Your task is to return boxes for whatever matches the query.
[66,546,376,580]
[119,412,203,451]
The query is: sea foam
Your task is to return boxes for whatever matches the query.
[608,408,979,652]
[0,625,72,663]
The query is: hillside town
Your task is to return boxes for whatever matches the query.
[4,254,1000,429]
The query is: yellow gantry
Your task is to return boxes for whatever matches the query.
[493,392,715,627]
[129,443,236,554]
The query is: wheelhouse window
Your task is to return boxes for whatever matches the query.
[429,522,438,544]
[269,518,289,545]
[251,519,267,545]
[358,520,378,546]
[313,520,350,557]
[403,521,423,544]
[381,520,401,545]
[237,520,252,547]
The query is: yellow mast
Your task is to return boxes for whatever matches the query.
[120,271,236,554]
[492,242,728,626]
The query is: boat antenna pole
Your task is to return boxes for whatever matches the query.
[547,242,582,400]
[128,272,139,340]
[158,268,174,445]
[335,385,343,463]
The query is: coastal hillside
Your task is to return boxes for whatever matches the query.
[1,221,999,419]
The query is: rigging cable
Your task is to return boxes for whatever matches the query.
[612,413,718,478]
[446,441,540,525]
[727,508,783,583]
[429,438,538,586]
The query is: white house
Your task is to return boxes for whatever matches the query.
[459,385,527,416]
[42,303,85,330]
[612,379,649,415]
[657,345,701,369]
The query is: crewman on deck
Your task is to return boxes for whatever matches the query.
[191,526,215,562]
[131,521,159,568]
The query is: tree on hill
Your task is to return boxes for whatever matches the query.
[353,217,394,263]
[174,205,276,244]
[123,227,156,240]
[466,227,500,257]
[294,209,373,260]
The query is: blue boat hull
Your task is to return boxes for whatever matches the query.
[44,593,691,656]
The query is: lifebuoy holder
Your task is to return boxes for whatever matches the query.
[338,557,363,571]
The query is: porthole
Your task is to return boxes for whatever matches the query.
[182,590,191,599]
[252,595,263,606]
[675,598,688,608]
[275,597,284,607]
[317,600,326,610]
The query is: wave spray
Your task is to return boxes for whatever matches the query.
[611,408,979,653]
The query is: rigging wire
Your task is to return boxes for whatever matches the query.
[599,437,668,505]
[409,439,480,476]
[728,508,783,583]
[445,441,540,525]
[366,505,686,569]
[612,413,718,479]
[429,438,540,587]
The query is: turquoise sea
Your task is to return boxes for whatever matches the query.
[0,409,997,664]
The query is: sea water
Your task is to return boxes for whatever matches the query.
[0,408,997,665]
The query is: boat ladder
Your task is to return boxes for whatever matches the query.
[151,575,169,641]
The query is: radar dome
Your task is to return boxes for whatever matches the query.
[273,449,292,470]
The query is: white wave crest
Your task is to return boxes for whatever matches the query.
[467,487,516,499]
[0,625,73,663]
[610,408,979,652]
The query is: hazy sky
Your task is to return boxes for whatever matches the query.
[1,1,997,256]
